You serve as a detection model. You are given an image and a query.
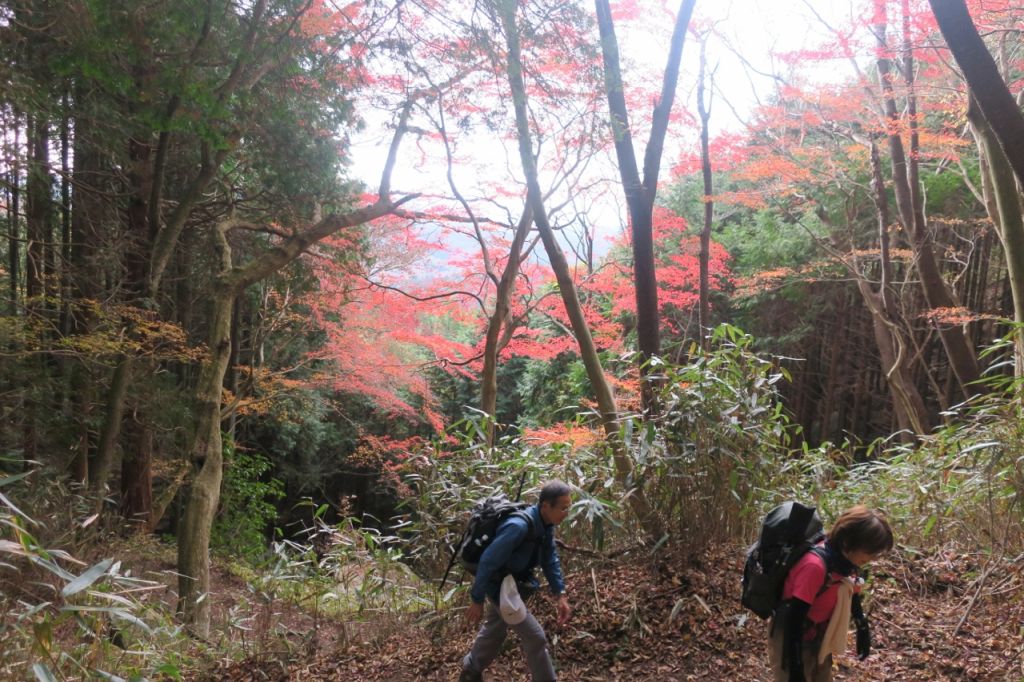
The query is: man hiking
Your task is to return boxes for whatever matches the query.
[459,480,573,682]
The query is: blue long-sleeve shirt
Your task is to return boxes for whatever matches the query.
[469,503,565,604]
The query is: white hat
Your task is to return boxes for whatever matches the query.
[499,575,527,625]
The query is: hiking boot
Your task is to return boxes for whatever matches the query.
[458,667,483,682]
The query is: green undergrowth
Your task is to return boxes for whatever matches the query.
[0,471,195,681]
[2,327,1022,678]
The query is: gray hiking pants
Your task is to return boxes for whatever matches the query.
[461,599,556,681]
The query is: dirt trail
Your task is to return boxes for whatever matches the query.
[205,545,1023,681]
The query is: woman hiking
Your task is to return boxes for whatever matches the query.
[770,505,894,682]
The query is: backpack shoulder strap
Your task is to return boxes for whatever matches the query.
[808,545,834,598]
[509,508,543,541]
[494,508,533,542]
[514,508,546,569]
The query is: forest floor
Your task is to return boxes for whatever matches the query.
[190,541,1024,682]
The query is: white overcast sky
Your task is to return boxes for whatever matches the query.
[347,0,865,260]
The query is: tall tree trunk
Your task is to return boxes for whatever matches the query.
[125,133,153,303]
[820,307,846,440]
[860,142,929,439]
[696,35,713,346]
[113,125,157,520]
[60,92,72,336]
[22,115,53,466]
[91,356,130,498]
[968,95,1024,377]
[68,86,105,485]
[57,94,78,477]
[121,413,154,528]
[25,115,50,304]
[875,13,982,400]
[177,283,233,633]
[226,295,243,441]
[593,0,697,413]
[70,364,92,485]
[7,115,19,315]
[176,228,196,338]
[498,0,662,541]
[928,0,1024,187]
[175,104,412,633]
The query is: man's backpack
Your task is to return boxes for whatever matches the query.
[741,501,828,619]
[439,491,540,588]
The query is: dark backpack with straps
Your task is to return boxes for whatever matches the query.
[741,501,829,619]
[439,491,541,588]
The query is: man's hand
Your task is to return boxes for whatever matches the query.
[555,594,572,627]
[466,601,483,628]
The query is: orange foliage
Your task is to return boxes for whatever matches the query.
[520,422,603,452]
[920,306,999,327]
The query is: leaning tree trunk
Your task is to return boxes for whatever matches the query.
[867,142,929,438]
[498,0,663,541]
[176,106,412,634]
[967,95,1024,377]
[857,281,929,439]
[928,0,1024,187]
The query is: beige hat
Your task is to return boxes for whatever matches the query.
[499,575,526,625]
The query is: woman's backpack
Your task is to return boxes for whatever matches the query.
[741,501,827,619]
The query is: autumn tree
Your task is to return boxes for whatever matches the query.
[594,0,697,410]
[352,0,623,444]
[583,206,732,360]
[873,0,983,399]
[490,0,663,539]
[669,0,1014,442]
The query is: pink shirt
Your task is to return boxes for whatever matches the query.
[781,546,845,625]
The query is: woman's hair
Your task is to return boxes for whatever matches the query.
[828,505,894,555]
[539,480,571,506]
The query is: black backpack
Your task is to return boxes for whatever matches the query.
[741,501,828,619]
[439,491,540,588]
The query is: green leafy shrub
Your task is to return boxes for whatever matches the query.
[397,413,621,586]
[395,325,800,578]
[212,437,286,561]
[228,503,430,657]
[779,400,1023,553]
[629,323,798,558]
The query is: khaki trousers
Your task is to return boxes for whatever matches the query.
[768,619,833,682]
